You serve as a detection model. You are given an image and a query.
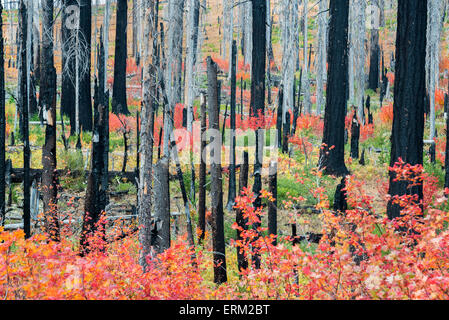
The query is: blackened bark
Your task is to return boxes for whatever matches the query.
[368,29,380,91]
[250,0,266,270]
[350,114,360,159]
[207,56,227,284]
[79,0,93,131]
[61,0,77,135]
[236,150,249,272]
[19,0,31,239]
[0,4,5,226]
[112,0,129,114]
[152,157,170,254]
[319,0,350,177]
[80,77,108,255]
[282,111,290,154]
[227,40,237,211]
[276,85,283,148]
[387,0,427,220]
[333,177,347,213]
[198,95,207,244]
[268,160,277,245]
[41,0,60,241]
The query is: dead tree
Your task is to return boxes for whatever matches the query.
[0,4,5,226]
[198,94,207,244]
[250,0,267,270]
[319,0,350,177]
[18,0,31,239]
[207,56,227,284]
[226,40,237,211]
[387,0,427,220]
[80,78,109,255]
[40,0,60,241]
[268,160,277,245]
[152,157,170,254]
[236,150,248,272]
[139,0,157,269]
[112,0,129,114]
[79,0,92,130]
[315,0,328,115]
[350,113,360,159]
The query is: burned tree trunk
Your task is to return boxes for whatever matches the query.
[207,57,227,284]
[236,150,249,272]
[112,0,129,114]
[198,94,207,244]
[80,78,109,255]
[152,158,170,254]
[79,0,92,131]
[319,0,350,177]
[139,0,157,269]
[250,0,266,270]
[40,0,60,241]
[350,114,360,159]
[226,40,237,211]
[268,160,277,245]
[18,0,31,239]
[0,4,5,226]
[387,0,427,220]
[61,0,77,135]
[368,29,380,91]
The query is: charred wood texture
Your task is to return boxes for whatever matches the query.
[387,0,427,220]
[319,0,350,177]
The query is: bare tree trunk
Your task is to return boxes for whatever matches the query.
[19,0,31,239]
[152,158,170,254]
[315,0,328,116]
[280,0,299,123]
[80,37,109,255]
[40,0,60,241]
[207,56,227,284]
[226,40,237,211]
[236,150,248,272]
[302,0,311,114]
[250,0,266,270]
[387,0,427,220]
[319,0,350,177]
[198,94,207,244]
[112,0,129,115]
[139,0,157,269]
[0,4,5,226]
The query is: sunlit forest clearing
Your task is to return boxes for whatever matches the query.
[1,0,449,300]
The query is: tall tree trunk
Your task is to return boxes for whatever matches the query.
[207,56,227,284]
[198,94,207,244]
[236,150,248,272]
[315,0,328,115]
[0,4,5,226]
[80,46,109,255]
[319,0,350,177]
[387,0,427,220]
[250,0,266,270]
[112,0,129,115]
[40,0,60,241]
[19,0,31,239]
[79,0,92,131]
[152,158,170,254]
[227,40,237,210]
[139,0,157,269]
[61,0,77,135]
[268,160,277,245]
[368,29,380,91]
